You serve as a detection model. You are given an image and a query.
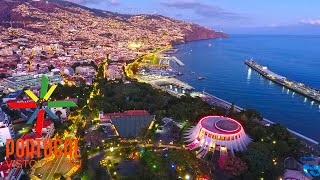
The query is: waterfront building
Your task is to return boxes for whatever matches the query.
[1,72,63,92]
[184,116,251,158]
[0,108,15,147]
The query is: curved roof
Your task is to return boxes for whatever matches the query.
[200,116,242,135]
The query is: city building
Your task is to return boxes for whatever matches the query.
[106,64,124,80]
[1,72,63,92]
[75,66,95,76]
[42,98,76,120]
[0,109,15,147]
[0,157,25,180]
[20,132,44,149]
[184,116,251,158]
[6,167,25,180]
[31,119,55,139]
[283,157,312,180]
[1,91,23,103]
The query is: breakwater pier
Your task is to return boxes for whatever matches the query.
[161,56,185,66]
[245,60,320,103]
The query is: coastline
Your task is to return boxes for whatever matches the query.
[161,44,320,151]
[126,36,320,152]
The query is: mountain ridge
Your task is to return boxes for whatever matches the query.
[0,0,227,44]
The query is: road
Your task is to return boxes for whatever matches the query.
[32,119,81,179]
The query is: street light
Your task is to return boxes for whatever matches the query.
[185,174,190,180]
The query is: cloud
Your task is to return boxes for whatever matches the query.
[66,0,119,6]
[110,0,119,5]
[300,18,320,25]
[161,0,244,19]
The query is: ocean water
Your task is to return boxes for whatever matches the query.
[172,35,320,141]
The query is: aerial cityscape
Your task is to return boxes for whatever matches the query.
[0,0,320,180]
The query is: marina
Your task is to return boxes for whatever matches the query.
[160,56,185,66]
[245,60,320,103]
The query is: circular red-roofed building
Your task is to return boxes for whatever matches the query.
[184,116,251,158]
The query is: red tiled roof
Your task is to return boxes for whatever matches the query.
[33,119,53,129]
[20,132,42,140]
[104,110,150,119]
[0,159,11,177]
[125,110,150,116]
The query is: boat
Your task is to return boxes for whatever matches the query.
[177,72,183,76]
[198,76,205,80]
[190,71,195,75]
[208,43,213,47]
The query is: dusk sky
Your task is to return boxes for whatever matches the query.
[69,0,320,34]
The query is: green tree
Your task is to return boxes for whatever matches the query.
[220,156,248,177]
[229,102,235,115]
[242,142,283,179]
[96,65,105,79]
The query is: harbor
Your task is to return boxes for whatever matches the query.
[135,49,320,148]
[160,56,185,66]
[245,60,320,103]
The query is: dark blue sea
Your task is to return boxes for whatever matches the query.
[173,35,320,141]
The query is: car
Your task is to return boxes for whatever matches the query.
[37,173,43,178]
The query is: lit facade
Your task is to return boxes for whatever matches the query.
[0,158,25,180]
[1,72,63,92]
[184,116,251,157]
[0,109,15,147]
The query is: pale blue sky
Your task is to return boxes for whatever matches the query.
[71,0,320,34]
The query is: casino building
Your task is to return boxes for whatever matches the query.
[184,116,251,158]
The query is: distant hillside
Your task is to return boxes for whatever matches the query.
[0,0,227,45]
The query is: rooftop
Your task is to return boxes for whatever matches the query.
[0,109,9,122]
[20,132,42,140]
[111,112,155,137]
[200,116,242,135]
